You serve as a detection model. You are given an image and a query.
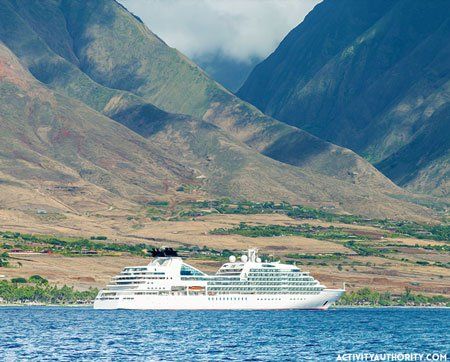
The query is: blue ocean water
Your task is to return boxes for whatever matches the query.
[0,307,448,361]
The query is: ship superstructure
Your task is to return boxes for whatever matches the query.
[94,248,344,310]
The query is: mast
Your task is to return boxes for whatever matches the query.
[248,248,258,262]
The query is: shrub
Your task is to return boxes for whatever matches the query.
[0,252,9,267]
[29,275,48,284]
[90,236,107,240]
[147,201,169,207]
[11,277,27,284]
[416,260,430,266]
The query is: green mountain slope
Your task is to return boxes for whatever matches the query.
[238,0,450,196]
[376,104,450,197]
[0,0,399,192]
[0,0,437,219]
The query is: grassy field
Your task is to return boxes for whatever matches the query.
[0,200,448,298]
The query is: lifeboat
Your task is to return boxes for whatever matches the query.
[188,286,205,291]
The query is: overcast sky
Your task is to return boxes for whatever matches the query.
[119,0,321,63]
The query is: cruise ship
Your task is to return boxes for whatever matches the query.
[94,248,345,310]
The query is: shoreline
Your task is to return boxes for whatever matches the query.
[1,303,448,309]
[0,303,92,308]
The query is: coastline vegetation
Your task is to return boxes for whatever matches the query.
[337,287,450,307]
[0,279,98,304]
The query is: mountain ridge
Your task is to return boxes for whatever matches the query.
[238,0,450,196]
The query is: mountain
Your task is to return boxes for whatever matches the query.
[0,0,436,219]
[37,0,399,187]
[1,42,427,220]
[238,0,450,196]
[0,41,389,216]
[0,43,191,213]
[377,103,450,195]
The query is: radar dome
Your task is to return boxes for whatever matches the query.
[241,255,248,262]
[229,255,236,263]
[256,257,262,263]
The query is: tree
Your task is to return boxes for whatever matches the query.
[29,275,48,284]
[0,252,9,267]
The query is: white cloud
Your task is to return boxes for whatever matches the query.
[119,0,321,63]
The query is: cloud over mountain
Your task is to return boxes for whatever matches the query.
[119,0,320,63]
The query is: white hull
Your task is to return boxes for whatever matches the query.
[94,289,344,310]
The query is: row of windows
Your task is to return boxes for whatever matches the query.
[247,278,314,282]
[121,271,165,275]
[113,276,313,283]
[118,272,166,277]
[109,286,139,290]
[208,285,316,290]
[248,273,307,277]
[212,276,313,281]
[99,293,318,300]
[248,281,317,285]
[113,276,166,281]
[249,269,300,273]
[181,277,209,281]
[208,285,318,289]
[208,297,248,301]
[209,287,323,292]
[115,281,146,285]
[97,297,119,300]
[207,291,321,295]
[257,298,282,301]
[208,281,317,286]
